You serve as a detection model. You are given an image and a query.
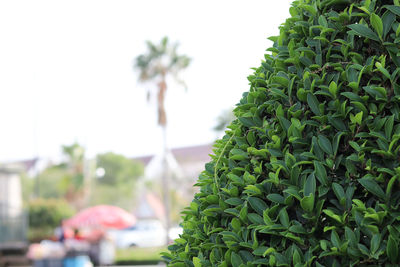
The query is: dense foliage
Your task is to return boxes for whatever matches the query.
[166,0,400,266]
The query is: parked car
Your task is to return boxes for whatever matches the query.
[109,219,166,248]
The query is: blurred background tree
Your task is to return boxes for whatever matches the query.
[90,152,144,210]
[28,198,74,241]
[31,142,86,210]
[33,165,74,199]
[23,143,144,211]
[95,152,143,186]
[134,36,190,242]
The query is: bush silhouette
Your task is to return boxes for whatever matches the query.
[166,0,400,266]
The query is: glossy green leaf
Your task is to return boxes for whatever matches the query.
[300,194,315,213]
[267,193,285,204]
[385,5,400,16]
[358,176,386,199]
[248,213,264,225]
[332,183,345,203]
[348,24,380,41]
[323,209,343,224]
[314,161,328,186]
[370,13,383,38]
[387,235,398,263]
[231,252,243,267]
[279,208,290,228]
[248,197,268,215]
[318,135,333,155]
[253,246,269,256]
[385,115,395,139]
[193,257,202,267]
[375,62,391,79]
[363,85,387,100]
[304,173,316,197]
[307,93,321,115]
[329,81,338,97]
[370,234,381,254]
[238,117,256,128]
[382,10,395,38]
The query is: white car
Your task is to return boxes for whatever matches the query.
[110,219,167,248]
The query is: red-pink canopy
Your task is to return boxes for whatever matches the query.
[63,205,136,229]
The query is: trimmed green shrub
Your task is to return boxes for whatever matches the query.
[166,0,400,266]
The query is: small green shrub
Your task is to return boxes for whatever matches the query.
[28,198,74,241]
[167,0,400,266]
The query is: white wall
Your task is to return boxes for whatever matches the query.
[0,169,22,218]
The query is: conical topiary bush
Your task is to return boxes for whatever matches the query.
[165,0,400,266]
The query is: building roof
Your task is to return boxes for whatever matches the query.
[133,143,213,165]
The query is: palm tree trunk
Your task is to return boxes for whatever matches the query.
[157,80,167,127]
[161,125,171,245]
[158,76,170,244]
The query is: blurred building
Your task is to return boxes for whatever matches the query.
[4,157,50,178]
[0,165,28,266]
[135,192,165,221]
[135,143,213,182]
[133,144,213,221]
[0,165,23,218]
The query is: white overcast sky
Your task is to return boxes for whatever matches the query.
[0,0,292,162]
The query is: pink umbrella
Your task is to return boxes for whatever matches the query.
[63,205,136,229]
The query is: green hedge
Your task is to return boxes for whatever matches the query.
[166,0,400,266]
[28,198,74,241]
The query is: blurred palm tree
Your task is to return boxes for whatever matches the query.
[134,36,190,243]
[135,36,190,127]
